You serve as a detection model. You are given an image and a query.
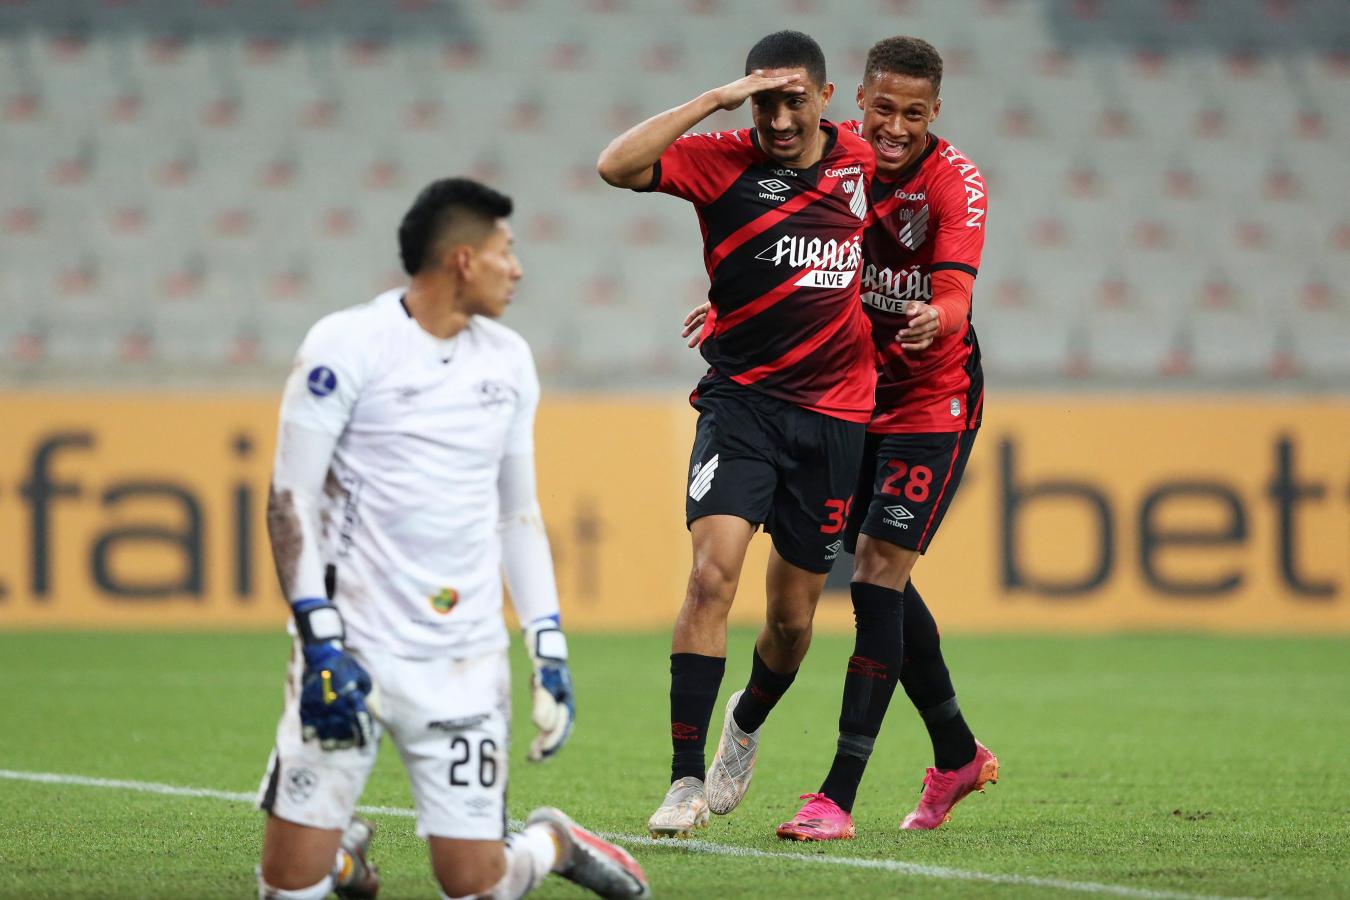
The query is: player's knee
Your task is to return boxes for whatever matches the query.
[764,609,812,649]
[432,850,506,899]
[686,560,738,611]
[851,539,917,590]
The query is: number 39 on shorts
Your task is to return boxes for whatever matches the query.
[821,496,853,534]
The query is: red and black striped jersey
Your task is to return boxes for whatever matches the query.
[843,124,987,433]
[642,121,878,423]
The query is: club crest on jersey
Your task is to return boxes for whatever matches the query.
[476,379,510,410]
[306,366,337,397]
[429,587,459,615]
[950,398,961,417]
[898,204,930,250]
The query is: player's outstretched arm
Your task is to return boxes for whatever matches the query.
[269,422,373,752]
[596,70,805,189]
[498,452,574,761]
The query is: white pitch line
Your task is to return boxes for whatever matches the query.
[0,769,1254,900]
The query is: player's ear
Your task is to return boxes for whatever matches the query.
[855,82,865,111]
[931,96,942,122]
[820,81,835,107]
[451,244,475,280]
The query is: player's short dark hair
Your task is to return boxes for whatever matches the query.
[865,36,943,96]
[745,30,827,89]
[398,177,513,276]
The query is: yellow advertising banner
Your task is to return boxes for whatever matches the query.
[0,392,1346,633]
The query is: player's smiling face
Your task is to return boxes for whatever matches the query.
[461,220,522,319]
[751,66,835,167]
[857,71,941,177]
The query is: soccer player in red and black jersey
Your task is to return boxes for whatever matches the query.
[597,30,878,838]
[779,35,999,840]
[687,36,999,839]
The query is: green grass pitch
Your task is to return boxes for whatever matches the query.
[0,630,1346,898]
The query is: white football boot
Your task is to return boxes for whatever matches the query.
[646,776,710,838]
[704,690,760,815]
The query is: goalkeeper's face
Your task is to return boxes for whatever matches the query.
[750,66,835,167]
[459,220,522,319]
[857,71,941,177]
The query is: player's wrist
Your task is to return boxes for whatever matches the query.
[291,597,346,649]
[525,614,568,665]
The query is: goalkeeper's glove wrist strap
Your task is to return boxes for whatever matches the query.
[525,615,568,663]
[292,597,346,645]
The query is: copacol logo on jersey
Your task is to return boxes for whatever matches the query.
[755,234,863,289]
[306,366,337,397]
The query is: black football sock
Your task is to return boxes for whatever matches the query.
[731,647,797,734]
[818,581,904,812]
[900,581,976,770]
[669,652,726,784]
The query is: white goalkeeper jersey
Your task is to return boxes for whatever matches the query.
[276,289,538,658]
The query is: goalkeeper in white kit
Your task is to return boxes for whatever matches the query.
[254,177,649,900]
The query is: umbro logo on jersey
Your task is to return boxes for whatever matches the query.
[883,504,913,529]
[898,203,930,249]
[825,540,843,560]
[689,454,719,501]
[758,178,790,202]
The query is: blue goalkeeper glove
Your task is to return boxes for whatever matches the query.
[292,598,374,751]
[525,615,574,761]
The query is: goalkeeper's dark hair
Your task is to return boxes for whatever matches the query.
[745,30,827,89]
[399,177,513,276]
[865,36,943,96]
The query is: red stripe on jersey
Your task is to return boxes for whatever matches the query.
[716,263,814,333]
[732,299,858,386]
[707,175,842,270]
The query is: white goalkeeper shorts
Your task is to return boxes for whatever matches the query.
[257,643,511,841]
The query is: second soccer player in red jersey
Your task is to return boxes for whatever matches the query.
[780,35,999,840]
[686,36,999,839]
[598,30,877,839]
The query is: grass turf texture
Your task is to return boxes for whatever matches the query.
[0,631,1345,899]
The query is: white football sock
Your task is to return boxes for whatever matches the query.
[438,828,557,900]
[257,871,332,900]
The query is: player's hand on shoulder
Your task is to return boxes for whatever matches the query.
[712,69,805,111]
[898,303,942,353]
[524,614,574,762]
[293,598,375,751]
[682,302,711,348]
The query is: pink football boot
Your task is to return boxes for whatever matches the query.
[775,793,855,841]
[900,741,999,830]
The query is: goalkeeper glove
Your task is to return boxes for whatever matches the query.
[292,597,374,751]
[524,614,574,761]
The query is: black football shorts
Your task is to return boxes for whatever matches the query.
[845,429,978,555]
[685,379,865,574]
